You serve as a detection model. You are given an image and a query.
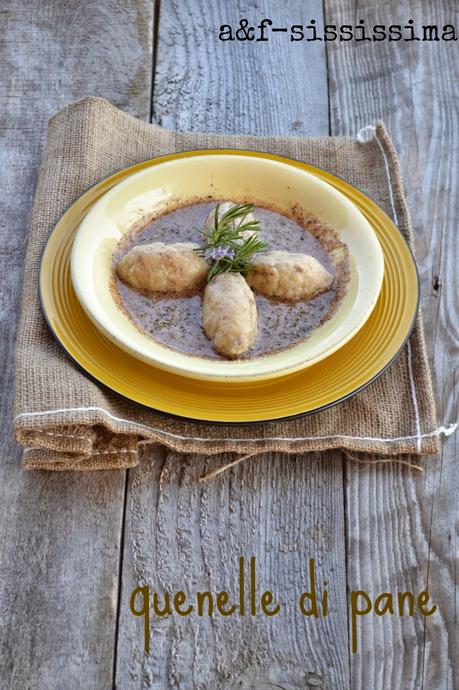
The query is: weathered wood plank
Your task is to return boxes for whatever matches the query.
[152,0,329,136]
[325,1,458,688]
[0,2,153,688]
[116,2,350,688]
[117,450,349,689]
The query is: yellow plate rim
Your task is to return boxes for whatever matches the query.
[39,149,419,424]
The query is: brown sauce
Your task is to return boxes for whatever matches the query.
[112,202,349,360]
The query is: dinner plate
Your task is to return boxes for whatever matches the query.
[39,151,419,423]
[70,152,384,382]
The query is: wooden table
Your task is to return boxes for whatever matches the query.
[1,2,457,688]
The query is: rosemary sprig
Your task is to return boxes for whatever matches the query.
[195,203,269,281]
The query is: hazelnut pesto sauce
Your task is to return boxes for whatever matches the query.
[112,201,350,360]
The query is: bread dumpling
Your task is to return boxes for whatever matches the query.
[116,242,208,295]
[204,202,256,240]
[246,251,333,302]
[202,273,258,358]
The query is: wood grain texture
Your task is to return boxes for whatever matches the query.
[152,0,328,136]
[2,1,457,688]
[116,449,349,689]
[325,1,458,688]
[0,1,153,688]
[115,2,350,688]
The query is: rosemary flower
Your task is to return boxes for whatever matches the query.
[195,203,269,281]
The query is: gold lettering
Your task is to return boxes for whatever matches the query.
[130,586,150,654]
[153,591,172,617]
[299,559,319,618]
[216,591,237,616]
[260,591,281,616]
[397,591,415,616]
[417,591,437,616]
[174,591,193,616]
[196,591,214,616]
[374,593,394,616]
[350,591,372,654]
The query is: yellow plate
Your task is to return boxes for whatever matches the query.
[70,152,384,382]
[40,151,419,423]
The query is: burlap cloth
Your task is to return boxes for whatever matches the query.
[13,97,446,470]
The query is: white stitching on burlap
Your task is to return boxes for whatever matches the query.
[357,123,421,452]
[406,340,422,452]
[357,124,399,226]
[37,430,90,441]
[91,449,137,457]
[22,446,137,457]
[14,407,457,445]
